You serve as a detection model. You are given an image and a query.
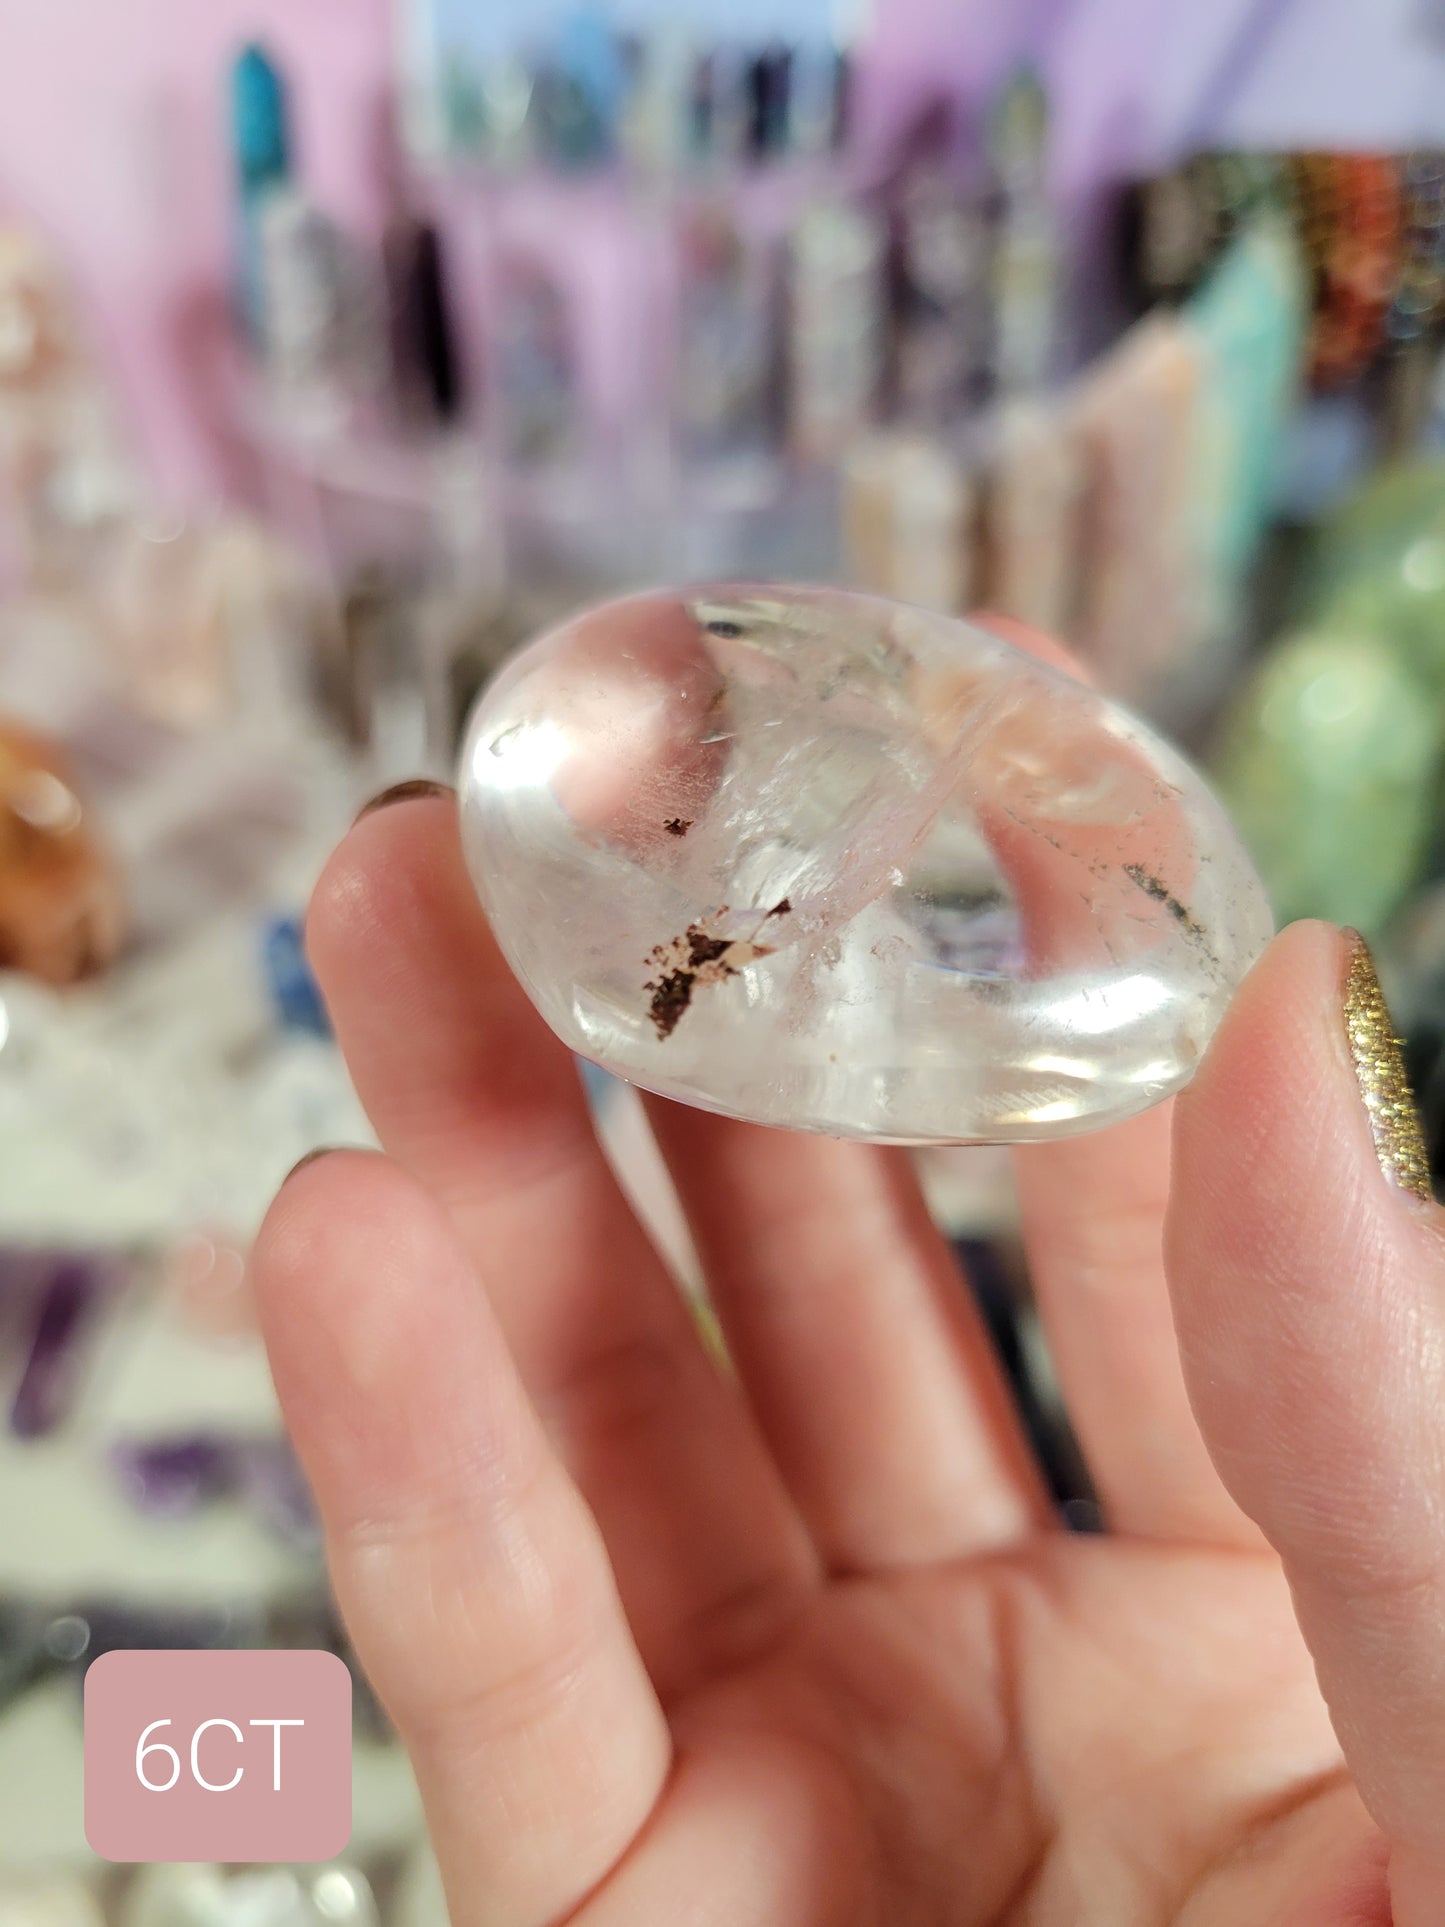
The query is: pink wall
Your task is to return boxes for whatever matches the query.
[0,0,1070,504]
[2,0,1018,507]
[9,0,1443,510]
[0,0,392,502]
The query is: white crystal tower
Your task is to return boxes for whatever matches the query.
[459,587,1272,1142]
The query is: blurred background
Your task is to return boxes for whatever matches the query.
[5,0,1445,1918]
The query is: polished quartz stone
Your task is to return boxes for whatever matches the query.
[459,587,1272,1143]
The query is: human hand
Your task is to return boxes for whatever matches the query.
[254,753,1445,1925]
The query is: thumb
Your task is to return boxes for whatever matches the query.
[1165,919,1445,1925]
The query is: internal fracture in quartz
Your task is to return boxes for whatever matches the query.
[459,587,1273,1143]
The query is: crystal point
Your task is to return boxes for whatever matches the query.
[458,588,1272,1143]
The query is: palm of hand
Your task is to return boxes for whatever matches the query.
[256,799,1439,1927]
[632,1539,1362,1927]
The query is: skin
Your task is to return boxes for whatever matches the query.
[253,633,1445,1927]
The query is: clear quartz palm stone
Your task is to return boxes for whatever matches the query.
[458,587,1273,1143]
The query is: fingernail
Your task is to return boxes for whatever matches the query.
[354,778,454,824]
[283,1147,339,1186]
[1343,930,1433,1201]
